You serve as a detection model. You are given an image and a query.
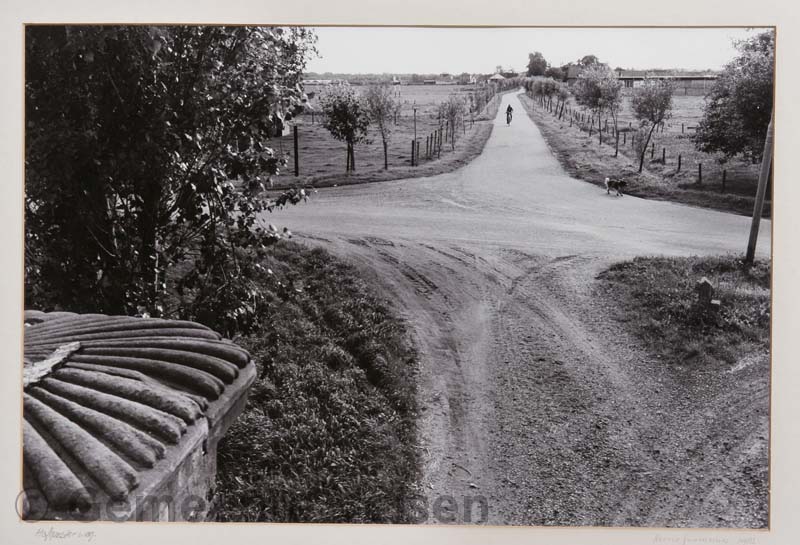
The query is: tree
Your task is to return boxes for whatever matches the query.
[364,84,397,170]
[556,84,570,120]
[573,65,622,145]
[321,85,370,173]
[631,78,675,172]
[25,26,316,330]
[579,54,599,67]
[526,52,547,76]
[693,30,774,163]
[441,94,466,150]
[545,66,565,81]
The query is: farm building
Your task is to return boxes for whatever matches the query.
[564,63,611,84]
[615,69,718,95]
[565,66,718,96]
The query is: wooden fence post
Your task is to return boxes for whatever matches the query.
[293,125,299,176]
[662,147,665,164]
[623,132,626,145]
[678,154,682,172]
[745,113,774,264]
[411,139,415,166]
[651,142,655,159]
[698,162,702,184]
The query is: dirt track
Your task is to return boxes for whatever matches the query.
[269,92,771,527]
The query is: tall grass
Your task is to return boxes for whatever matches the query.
[597,256,770,369]
[212,242,419,522]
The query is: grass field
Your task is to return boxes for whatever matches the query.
[521,92,771,217]
[212,241,419,522]
[598,256,770,370]
[270,84,500,187]
[615,95,764,197]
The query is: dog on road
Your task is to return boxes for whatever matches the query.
[604,177,627,197]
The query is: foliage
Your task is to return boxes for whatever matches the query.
[545,66,565,81]
[320,85,370,173]
[579,54,599,67]
[630,78,675,172]
[440,94,467,150]
[526,51,548,76]
[525,76,559,101]
[25,26,317,323]
[214,242,418,522]
[363,84,398,170]
[598,256,770,368]
[573,65,622,144]
[693,30,775,163]
[525,76,570,119]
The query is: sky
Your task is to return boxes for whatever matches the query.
[304,27,768,75]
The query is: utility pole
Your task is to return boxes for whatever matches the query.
[745,112,774,264]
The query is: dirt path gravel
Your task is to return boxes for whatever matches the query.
[267,91,771,527]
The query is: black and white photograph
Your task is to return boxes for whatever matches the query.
[16,15,780,537]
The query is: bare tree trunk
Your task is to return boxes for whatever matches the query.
[383,139,388,170]
[638,123,658,173]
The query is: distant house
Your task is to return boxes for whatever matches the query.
[488,73,506,83]
[564,63,610,85]
[564,65,584,84]
[423,79,437,85]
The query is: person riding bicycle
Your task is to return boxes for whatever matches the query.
[506,104,513,124]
